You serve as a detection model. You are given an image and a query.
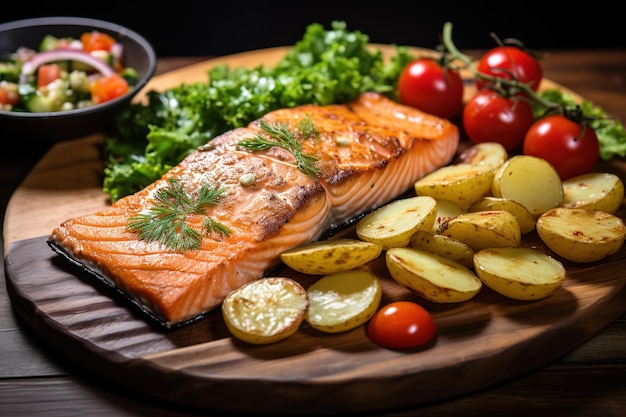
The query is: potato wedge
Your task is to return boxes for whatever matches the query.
[469,196,536,234]
[222,277,308,345]
[562,172,624,214]
[414,163,494,211]
[455,141,508,171]
[280,238,382,275]
[305,270,382,333]
[431,199,466,234]
[356,195,437,250]
[386,247,482,303]
[409,230,475,269]
[441,210,521,251]
[474,247,566,300]
[536,207,626,263]
[492,155,563,217]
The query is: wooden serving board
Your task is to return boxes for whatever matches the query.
[4,46,626,415]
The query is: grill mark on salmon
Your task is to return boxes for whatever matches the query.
[48,92,459,329]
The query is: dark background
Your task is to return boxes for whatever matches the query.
[2,2,624,57]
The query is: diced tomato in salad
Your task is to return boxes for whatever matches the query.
[0,81,20,108]
[0,30,138,112]
[37,64,62,88]
[91,73,130,104]
[80,31,116,53]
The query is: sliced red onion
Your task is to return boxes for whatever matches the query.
[20,49,115,82]
[15,46,36,62]
[110,43,123,62]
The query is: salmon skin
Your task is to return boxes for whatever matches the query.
[48,92,459,330]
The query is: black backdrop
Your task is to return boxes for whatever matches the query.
[2,2,624,57]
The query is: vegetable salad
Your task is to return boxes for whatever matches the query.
[0,31,139,113]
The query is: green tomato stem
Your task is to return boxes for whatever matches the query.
[441,21,564,115]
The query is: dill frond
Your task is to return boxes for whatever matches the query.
[237,120,320,178]
[126,178,230,252]
[296,114,319,139]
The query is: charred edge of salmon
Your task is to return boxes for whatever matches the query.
[47,240,206,330]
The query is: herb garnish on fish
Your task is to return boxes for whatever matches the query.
[127,178,230,252]
[238,119,320,178]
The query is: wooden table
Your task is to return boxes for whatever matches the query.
[2,50,626,416]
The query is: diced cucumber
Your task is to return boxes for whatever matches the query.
[121,67,139,86]
[39,35,60,51]
[68,70,91,93]
[26,94,56,112]
[26,91,71,112]
[0,62,20,83]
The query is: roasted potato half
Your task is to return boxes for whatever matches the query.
[441,210,521,251]
[222,277,309,345]
[431,199,466,234]
[474,247,566,301]
[492,155,564,217]
[356,195,437,250]
[305,270,382,333]
[414,163,494,211]
[409,230,475,269]
[455,141,508,171]
[562,172,625,214]
[536,207,626,263]
[386,247,482,303]
[280,238,382,275]
[469,196,536,234]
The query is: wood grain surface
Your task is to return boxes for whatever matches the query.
[4,47,626,415]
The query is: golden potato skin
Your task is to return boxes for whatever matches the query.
[356,195,437,250]
[431,199,466,234]
[455,141,508,171]
[562,172,625,214]
[414,163,494,211]
[474,247,566,301]
[222,277,309,345]
[440,210,521,251]
[305,270,382,333]
[492,155,563,217]
[409,230,475,269]
[536,207,626,263]
[469,196,536,234]
[280,238,382,275]
[386,247,482,303]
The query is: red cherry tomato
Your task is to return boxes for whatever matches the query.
[476,46,543,93]
[462,89,535,150]
[367,301,436,349]
[523,115,600,180]
[398,58,464,119]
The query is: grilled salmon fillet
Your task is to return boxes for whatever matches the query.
[48,92,459,329]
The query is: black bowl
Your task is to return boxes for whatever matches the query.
[0,16,156,142]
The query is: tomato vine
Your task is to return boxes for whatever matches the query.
[436,21,626,178]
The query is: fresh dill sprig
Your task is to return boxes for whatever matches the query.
[296,114,319,139]
[126,178,230,252]
[237,119,320,178]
